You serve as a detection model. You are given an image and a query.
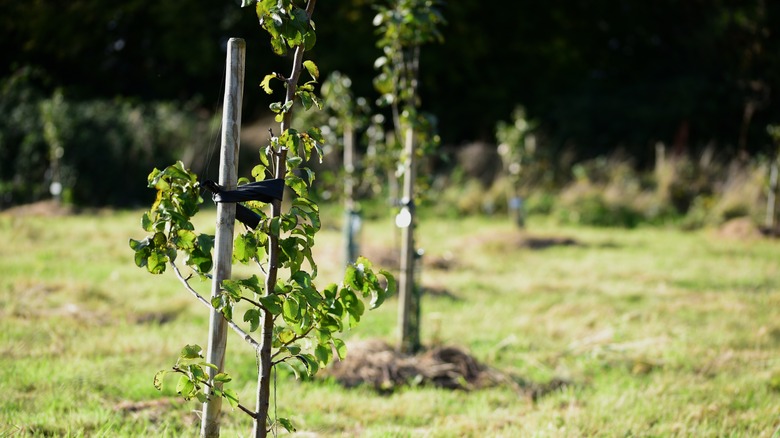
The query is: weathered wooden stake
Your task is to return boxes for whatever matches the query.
[397,126,420,354]
[343,125,360,266]
[766,159,778,230]
[201,37,245,438]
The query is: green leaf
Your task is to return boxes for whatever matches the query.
[315,343,332,367]
[141,212,153,231]
[282,296,300,324]
[189,364,207,382]
[300,286,322,308]
[344,264,363,291]
[146,249,168,275]
[302,60,319,81]
[341,288,364,323]
[200,362,219,371]
[244,308,261,332]
[258,295,282,314]
[323,283,338,303]
[180,344,202,359]
[269,216,281,237]
[373,269,396,309]
[303,28,317,51]
[299,91,313,110]
[223,388,239,409]
[213,373,232,383]
[238,275,263,294]
[222,279,242,301]
[174,229,197,250]
[332,338,347,361]
[278,417,296,433]
[176,375,195,398]
[153,370,168,391]
[279,328,296,344]
[296,353,319,377]
[233,233,257,263]
[285,174,307,197]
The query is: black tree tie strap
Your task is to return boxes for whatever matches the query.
[202,179,284,229]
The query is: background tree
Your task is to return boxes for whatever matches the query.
[373,0,444,354]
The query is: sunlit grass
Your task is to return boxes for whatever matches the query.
[1,208,779,436]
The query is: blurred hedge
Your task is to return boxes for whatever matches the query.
[0,68,216,208]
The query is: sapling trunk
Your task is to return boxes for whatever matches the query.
[253,148,287,438]
[254,4,315,435]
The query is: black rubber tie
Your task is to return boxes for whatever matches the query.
[202,179,284,229]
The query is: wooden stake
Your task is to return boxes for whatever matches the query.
[201,37,245,438]
[397,125,420,354]
[343,125,359,266]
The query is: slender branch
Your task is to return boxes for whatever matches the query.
[170,261,261,350]
[240,296,269,313]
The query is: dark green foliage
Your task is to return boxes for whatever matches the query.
[0,70,213,208]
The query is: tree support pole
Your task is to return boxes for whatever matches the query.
[343,125,360,266]
[397,125,420,354]
[201,37,245,438]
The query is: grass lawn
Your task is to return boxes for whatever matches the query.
[1,205,779,437]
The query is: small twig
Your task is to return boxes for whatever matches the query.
[239,296,270,314]
[170,261,262,350]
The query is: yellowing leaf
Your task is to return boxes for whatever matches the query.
[303,60,319,81]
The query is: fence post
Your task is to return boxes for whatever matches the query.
[201,37,245,438]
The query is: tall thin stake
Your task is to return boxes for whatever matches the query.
[201,37,245,438]
[343,124,359,266]
[766,159,778,230]
[397,126,420,353]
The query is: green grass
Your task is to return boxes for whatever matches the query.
[2,207,780,437]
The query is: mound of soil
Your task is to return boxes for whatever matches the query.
[716,217,766,239]
[1,200,74,217]
[324,340,502,392]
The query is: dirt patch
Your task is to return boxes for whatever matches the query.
[1,200,75,217]
[716,217,774,240]
[473,231,580,252]
[360,245,400,271]
[114,398,193,427]
[323,339,569,400]
[422,284,461,301]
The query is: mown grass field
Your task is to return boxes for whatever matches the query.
[1,205,779,437]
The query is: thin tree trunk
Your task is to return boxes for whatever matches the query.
[254,4,315,436]
[201,37,245,438]
[253,148,287,438]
